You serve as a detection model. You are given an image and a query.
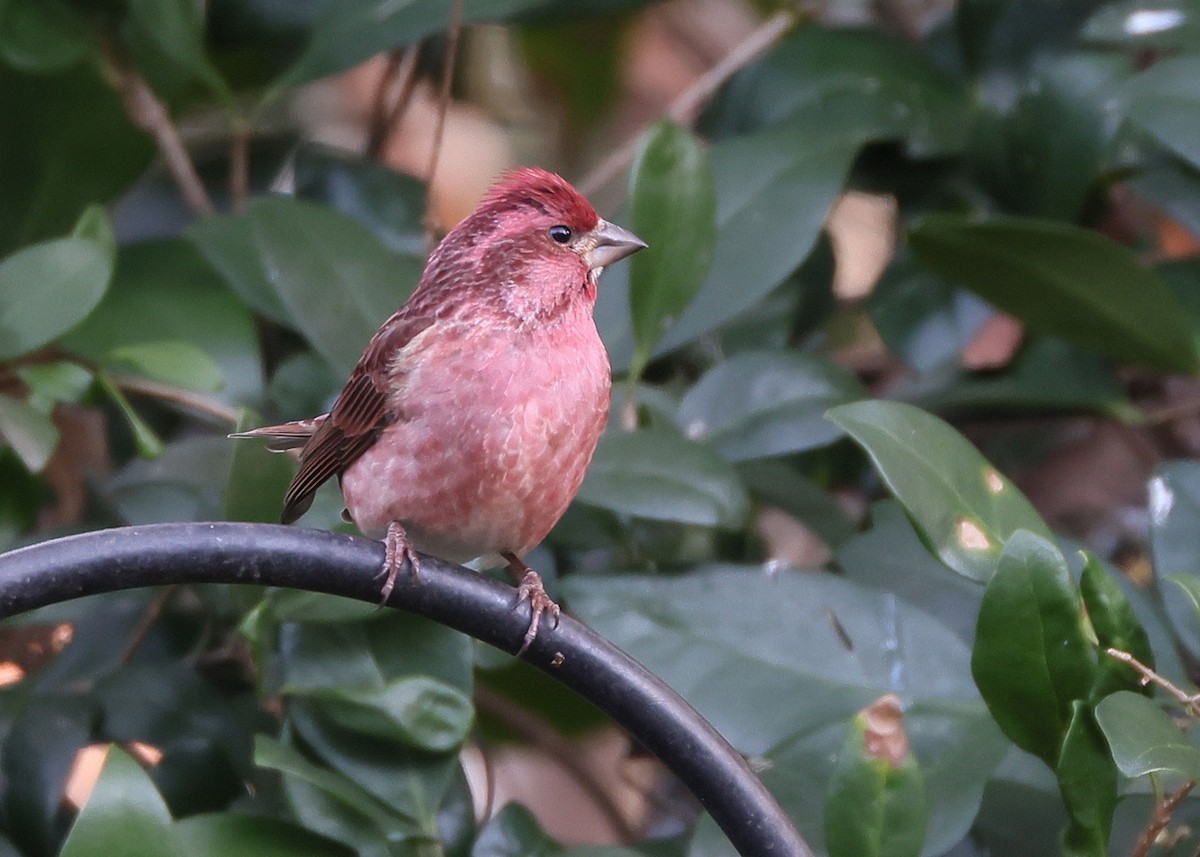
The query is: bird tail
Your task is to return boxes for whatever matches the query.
[228,415,328,451]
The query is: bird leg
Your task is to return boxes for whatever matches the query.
[501,551,560,656]
[378,520,421,603]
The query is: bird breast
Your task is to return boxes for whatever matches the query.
[339,312,611,562]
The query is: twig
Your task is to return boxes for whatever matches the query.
[120,585,179,663]
[423,0,465,244]
[1130,780,1195,857]
[578,9,799,197]
[103,43,215,216]
[229,117,250,214]
[367,48,422,159]
[474,685,639,842]
[1106,648,1200,715]
[112,376,241,426]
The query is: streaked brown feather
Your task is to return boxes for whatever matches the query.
[279,314,433,524]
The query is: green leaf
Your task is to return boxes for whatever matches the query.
[1080,552,1155,699]
[824,706,926,857]
[253,736,403,831]
[1057,702,1116,857]
[1148,462,1200,662]
[0,0,90,73]
[472,803,562,856]
[576,427,749,528]
[125,0,230,101]
[61,238,262,405]
[176,814,354,857]
[294,676,474,752]
[1121,55,1200,171]
[187,212,292,324]
[626,120,716,380]
[704,25,970,157]
[0,64,154,254]
[909,215,1200,373]
[16,360,93,406]
[292,144,426,256]
[247,196,422,376]
[224,408,297,525]
[60,747,183,857]
[677,351,864,461]
[566,568,1006,855]
[1169,573,1200,623]
[95,371,165,459]
[106,341,225,392]
[271,0,549,92]
[0,205,115,360]
[1094,690,1200,780]
[971,531,1095,765]
[0,392,57,471]
[827,400,1052,582]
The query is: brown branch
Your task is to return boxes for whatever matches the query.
[120,585,179,663]
[367,48,422,159]
[1130,780,1195,857]
[229,118,250,214]
[578,8,799,197]
[423,0,465,244]
[473,685,639,842]
[1106,648,1200,716]
[112,376,241,426]
[104,44,215,216]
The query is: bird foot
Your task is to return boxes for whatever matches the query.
[512,567,560,656]
[378,521,420,604]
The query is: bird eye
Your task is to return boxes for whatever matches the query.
[549,225,572,244]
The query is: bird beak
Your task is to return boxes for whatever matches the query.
[584,220,647,271]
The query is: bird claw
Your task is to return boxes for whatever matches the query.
[378,521,420,604]
[513,569,560,656]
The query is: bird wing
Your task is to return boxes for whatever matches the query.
[280,313,433,524]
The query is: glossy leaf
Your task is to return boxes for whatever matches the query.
[125,0,230,101]
[0,393,57,472]
[176,814,353,857]
[626,120,716,380]
[225,408,297,525]
[1057,702,1116,857]
[677,351,864,461]
[0,0,90,73]
[704,25,970,157]
[61,239,262,405]
[95,371,165,459]
[909,215,1199,373]
[471,803,560,857]
[0,64,154,253]
[1121,55,1200,170]
[577,428,749,528]
[293,144,426,256]
[971,531,1095,765]
[1148,462,1200,661]
[827,400,1052,582]
[187,212,291,324]
[565,568,1007,854]
[271,0,550,91]
[737,459,856,548]
[1080,552,1155,699]
[245,196,422,376]
[824,706,926,857]
[0,205,114,360]
[60,747,183,857]
[16,360,92,406]
[1094,690,1200,780]
[296,677,474,752]
[106,341,225,392]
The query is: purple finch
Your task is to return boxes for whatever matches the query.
[235,168,646,653]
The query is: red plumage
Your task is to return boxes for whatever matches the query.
[234,168,645,653]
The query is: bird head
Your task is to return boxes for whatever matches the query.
[423,168,646,324]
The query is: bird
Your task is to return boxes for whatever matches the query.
[233,167,646,654]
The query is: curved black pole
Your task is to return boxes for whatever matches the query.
[0,523,811,857]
